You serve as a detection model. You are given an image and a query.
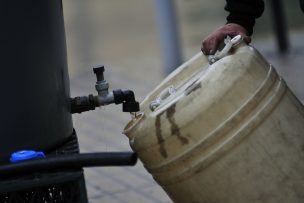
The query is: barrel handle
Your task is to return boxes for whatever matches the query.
[208,35,242,64]
[149,85,177,111]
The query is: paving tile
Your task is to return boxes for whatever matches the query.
[111,189,168,203]
[140,186,173,203]
[90,195,128,203]
[84,168,127,194]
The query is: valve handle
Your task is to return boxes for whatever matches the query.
[93,65,105,81]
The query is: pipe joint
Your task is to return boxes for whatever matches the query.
[70,66,140,114]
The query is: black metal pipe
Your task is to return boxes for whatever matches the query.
[71,90,139,114]
[0,0,74,165]
[70,95,98,114]
[270,0,289,54]
[0,152,137,178]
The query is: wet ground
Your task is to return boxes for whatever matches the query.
[63,1,304,202]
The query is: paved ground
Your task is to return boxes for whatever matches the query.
[63,1,304,202]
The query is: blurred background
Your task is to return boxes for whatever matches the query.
[62,0,304,202]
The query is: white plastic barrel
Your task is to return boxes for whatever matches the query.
[124,38,304,203]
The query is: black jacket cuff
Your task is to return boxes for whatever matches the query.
[226,13,255,36]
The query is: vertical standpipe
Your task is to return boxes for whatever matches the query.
[270,0,289,54]
[154,0,183,75]
[0,0,73,164]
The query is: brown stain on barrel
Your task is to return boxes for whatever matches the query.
[155,113,168,158]
[155,104,189,158]
[166,104,189,144]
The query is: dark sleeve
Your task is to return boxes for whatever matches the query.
[225,0,264,35]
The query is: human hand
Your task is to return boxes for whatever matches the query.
[201,23,251,55]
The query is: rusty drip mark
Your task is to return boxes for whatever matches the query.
[166,104,189,145]
[155,114,168,158]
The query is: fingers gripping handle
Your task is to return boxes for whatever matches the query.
[208,35,242,64]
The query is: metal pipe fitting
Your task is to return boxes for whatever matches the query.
[70,95,97,114]
[95,91,115,106]
[93,65,110,96]
[113,90,140,112]
[70,65,139,114]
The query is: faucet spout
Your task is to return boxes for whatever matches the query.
[113,90,140,113]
